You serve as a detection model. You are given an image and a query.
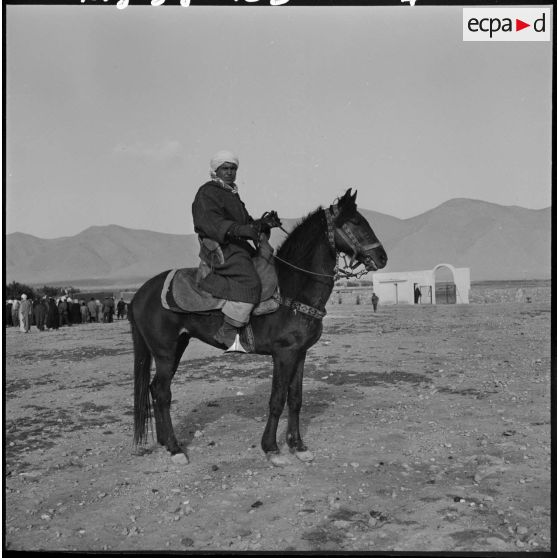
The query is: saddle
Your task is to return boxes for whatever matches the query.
[161,237,280,317]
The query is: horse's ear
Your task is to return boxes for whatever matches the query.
[343,188,357,202]
[338,188,354,206]
[335,188,357,222]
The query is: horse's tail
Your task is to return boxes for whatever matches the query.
[128,299,153,446]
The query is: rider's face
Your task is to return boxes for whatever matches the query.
[215,163,237,185]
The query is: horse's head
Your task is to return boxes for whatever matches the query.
[326,188,388,271]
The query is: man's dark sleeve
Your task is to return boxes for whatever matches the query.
[192,187,236,244]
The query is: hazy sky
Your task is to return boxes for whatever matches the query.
[5,3,553,239]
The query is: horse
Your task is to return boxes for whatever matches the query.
[128,188,387,466]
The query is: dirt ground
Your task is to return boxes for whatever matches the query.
[4,301,552,552]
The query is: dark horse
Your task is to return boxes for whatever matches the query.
[129,189,387,466]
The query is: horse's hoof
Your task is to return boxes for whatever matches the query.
[171,452,189,465]
[266,452,291,467]
[295,450,314,462]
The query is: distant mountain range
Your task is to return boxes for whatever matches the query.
[5,198,551,288]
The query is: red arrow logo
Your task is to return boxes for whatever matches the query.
[516,19,530,31]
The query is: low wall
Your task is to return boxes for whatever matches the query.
[469,284,551,304]
[330,281,551,306]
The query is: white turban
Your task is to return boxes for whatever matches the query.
[210,150,239,173]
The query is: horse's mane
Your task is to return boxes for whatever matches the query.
[276,207,325,266]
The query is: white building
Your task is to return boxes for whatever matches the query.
[371,263,470,305]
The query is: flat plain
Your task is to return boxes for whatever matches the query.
[4,296,552,552]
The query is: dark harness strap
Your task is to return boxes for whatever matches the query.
[274,292,327,320]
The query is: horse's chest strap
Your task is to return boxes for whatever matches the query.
[275,294,326,320]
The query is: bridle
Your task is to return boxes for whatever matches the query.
[325,204,382,275]
[273,204,381,280]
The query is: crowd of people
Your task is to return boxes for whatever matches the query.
[5,295,128,332]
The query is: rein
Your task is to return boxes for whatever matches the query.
[272,254,337,278]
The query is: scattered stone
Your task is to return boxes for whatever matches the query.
[167,503,182,514]
[182,505,194,515]
[474,463,509,482]
[532,505,546,514]
[516,525,529,536]
[486,537,508,550]
[299,508,315,514]
[369,510,388,521]
[194,430,204,438]
[181,537,194,547]
[251,500,263,508]
[19,471,42,479]
[328,496,341,509]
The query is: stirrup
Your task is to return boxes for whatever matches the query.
[225,333,247,353]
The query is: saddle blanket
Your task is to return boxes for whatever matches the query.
[161,267,279,317]
[162,268,225,313]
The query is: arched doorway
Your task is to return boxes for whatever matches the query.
[433,264,457,304]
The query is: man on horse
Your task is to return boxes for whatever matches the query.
[192,150,278,351]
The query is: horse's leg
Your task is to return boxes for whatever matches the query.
[286,351,314,462]
[262,348,304,466]
[150,333,190,461]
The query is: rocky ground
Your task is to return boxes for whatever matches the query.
[4,300,552,552]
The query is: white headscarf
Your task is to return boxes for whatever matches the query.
[209,150,239,176]
[209,150,240,193]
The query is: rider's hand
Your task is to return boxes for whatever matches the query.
[252,219,270,236]
[261,210,282,229]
